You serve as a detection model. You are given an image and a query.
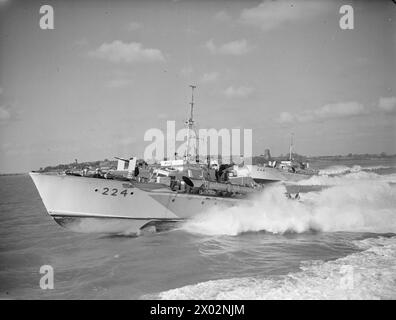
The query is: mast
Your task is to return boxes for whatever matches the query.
[185,85,196,161]
[289,133,294,161]
[190,84,195,122]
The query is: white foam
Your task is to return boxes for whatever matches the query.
[296,171,396,186]
[319,165,362,176]
[155,236,396,300]
[182,179,396,236]
[363,165,396,171]
[318,164,396,176]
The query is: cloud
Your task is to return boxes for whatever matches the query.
[224,86,254,98]
[314,102,366,119]
[0,105,11,121]
[118,136,137,146]
[214,10,231,22]
[279,97,396,124]
[0,104,19,124]
[378,96,396,113]
[180,66,194,77]
[205,39,251,55]
[278,101,367,124]
[157,113,169,119]
[73,38,89,48]
[240,0,329,32]
[127,22,142,31]
[0,89,20,124]
[89,40,165,63]
[105,78,132,88]
[0,89,16,123]
[278,111,295,124]
[200,72,219,84]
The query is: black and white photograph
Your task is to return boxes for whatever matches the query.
[0,0,395,304]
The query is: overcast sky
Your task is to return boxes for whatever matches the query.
[0,0,395,173]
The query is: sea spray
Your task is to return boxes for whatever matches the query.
[319,165,362,176]
[296,170,396,186]
[182,177,396,236]
[318,164,396,176]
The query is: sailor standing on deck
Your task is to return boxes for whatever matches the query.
[93,168,103,178]
[134,165,140,181]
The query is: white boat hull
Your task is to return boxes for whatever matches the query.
[30,172,240,235]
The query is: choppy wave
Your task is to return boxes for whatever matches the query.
[296,171,396,186]
[181,175,396,236]
[319,164,396,176]
[363,165,396,171]
[153,236,396,300]
[319,165,362,175]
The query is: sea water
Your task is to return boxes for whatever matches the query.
[0,158,395,299]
